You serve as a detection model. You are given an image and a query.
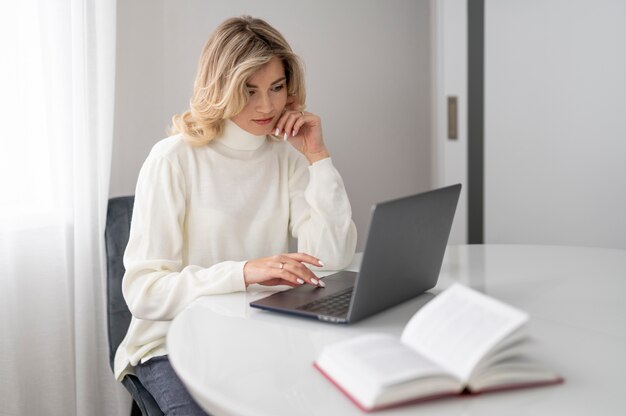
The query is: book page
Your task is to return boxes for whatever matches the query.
[401,284,528,382]
[319,333,454,387]
[467,355,562,392]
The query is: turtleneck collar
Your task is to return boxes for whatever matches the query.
[215,119,267,151]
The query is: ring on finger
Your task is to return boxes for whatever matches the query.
[279,262,285,270]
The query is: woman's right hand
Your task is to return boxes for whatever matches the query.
[243,253,325,288]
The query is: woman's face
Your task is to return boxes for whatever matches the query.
[231,57,289,136]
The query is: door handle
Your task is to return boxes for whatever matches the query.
[448,96,458,140]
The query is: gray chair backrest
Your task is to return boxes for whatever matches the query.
[105,196,164,415]
[105,196,135,371]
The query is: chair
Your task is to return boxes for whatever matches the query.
[105,196,163,416]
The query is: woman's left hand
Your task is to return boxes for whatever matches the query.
[275,109,330,164]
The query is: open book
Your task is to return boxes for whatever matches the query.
[314,283,563,412]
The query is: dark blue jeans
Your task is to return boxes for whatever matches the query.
[135,355,209,416]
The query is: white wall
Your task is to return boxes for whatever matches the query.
[484,0,626,249]
[110,0,434,250]
[434,0,468,244]
[110,0,167,201]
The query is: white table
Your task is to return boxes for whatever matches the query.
[168,245,626,415]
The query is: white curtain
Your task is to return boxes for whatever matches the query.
[0,1,131,415]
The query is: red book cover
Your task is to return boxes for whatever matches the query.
[313,363,564,412]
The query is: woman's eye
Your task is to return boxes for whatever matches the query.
[247,89,256,96]
[272,84,285,92]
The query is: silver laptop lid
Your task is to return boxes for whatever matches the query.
[347,184,461,322]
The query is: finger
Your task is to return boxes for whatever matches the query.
[273,267,308,286]
[284,255,326,287]
[281,260,324,287]
[273,109,290,137]
[289,111,308,137]
[291,112,314,137]
[274,260,309,282]
[282,111,301,140]
[275,111,304,140]
[274,109,297,133]
[282,252,325,267]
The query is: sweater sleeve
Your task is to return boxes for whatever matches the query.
[122,153,246,322]
[289,156,357,270]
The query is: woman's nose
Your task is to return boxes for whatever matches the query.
[256,93,273,114]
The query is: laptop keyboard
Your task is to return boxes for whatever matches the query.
[296,287,353,317]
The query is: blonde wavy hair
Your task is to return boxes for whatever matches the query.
[171,16,306,146]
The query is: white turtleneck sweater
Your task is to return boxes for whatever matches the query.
[114,120,357,381]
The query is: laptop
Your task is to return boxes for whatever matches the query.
[250,184,461,324]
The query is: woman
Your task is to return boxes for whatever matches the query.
[114,15,357,415]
